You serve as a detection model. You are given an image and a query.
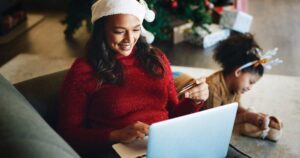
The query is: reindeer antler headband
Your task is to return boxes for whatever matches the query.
[238,48,283,70]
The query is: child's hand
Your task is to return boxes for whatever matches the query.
[109,121,149,144]
[256,113,268,130]
[242,112,268,130]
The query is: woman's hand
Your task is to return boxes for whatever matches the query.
[184,77,209,103]
[109,121,149,144]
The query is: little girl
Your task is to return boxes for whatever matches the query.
[204,32,283,140]
[174,32,283,141]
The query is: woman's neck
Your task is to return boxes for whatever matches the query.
[115,47,137,59]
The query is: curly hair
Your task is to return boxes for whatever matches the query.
[214,32,264,76]
[86,17,165,85]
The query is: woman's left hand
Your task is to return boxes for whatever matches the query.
[184,77,209,103]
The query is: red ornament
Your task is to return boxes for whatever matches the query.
[171,0,178,8]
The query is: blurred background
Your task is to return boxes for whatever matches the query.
[0,0,299,83]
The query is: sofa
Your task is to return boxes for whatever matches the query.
[0,70,81,157]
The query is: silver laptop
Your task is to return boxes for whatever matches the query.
[113,102,238,158]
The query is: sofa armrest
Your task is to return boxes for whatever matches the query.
[14,70,68,128]
[0,74,79,158]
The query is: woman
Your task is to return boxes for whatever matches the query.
[57,0,208,157]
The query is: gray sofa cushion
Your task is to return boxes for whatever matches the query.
[0,74,79,158]
[14,70,68,128]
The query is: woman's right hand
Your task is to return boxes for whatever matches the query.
[109,121,149,144]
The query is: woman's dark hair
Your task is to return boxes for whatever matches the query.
[214,32,264,76]
[86,17,165,85]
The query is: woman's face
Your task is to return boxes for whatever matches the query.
[105,14,141,56]
[231,71,261,94]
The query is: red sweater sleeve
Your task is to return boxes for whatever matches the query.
[158,51,204,118]
[57,58,113,154]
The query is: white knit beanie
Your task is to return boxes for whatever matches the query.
[91,0,156,43]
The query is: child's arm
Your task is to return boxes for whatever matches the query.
[237,105,248,114]
[235,105,268,129]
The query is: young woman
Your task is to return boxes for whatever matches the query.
[57,0,208,157]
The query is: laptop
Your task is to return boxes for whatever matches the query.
[113,102,238,158]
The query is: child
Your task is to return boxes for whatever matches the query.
[205,32,283,141]
[174,32,283,141]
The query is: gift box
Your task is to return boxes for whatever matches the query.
[172,19,194,44]
[186,24,230,48]
[220,9,252,33]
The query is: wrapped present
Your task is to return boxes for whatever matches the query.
[220,9,253,33]
[172,19,193,44]
[186,24,230,48]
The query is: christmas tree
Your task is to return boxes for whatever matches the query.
[144,0,213,41]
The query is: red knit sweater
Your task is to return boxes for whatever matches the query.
[57,49,204,154]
